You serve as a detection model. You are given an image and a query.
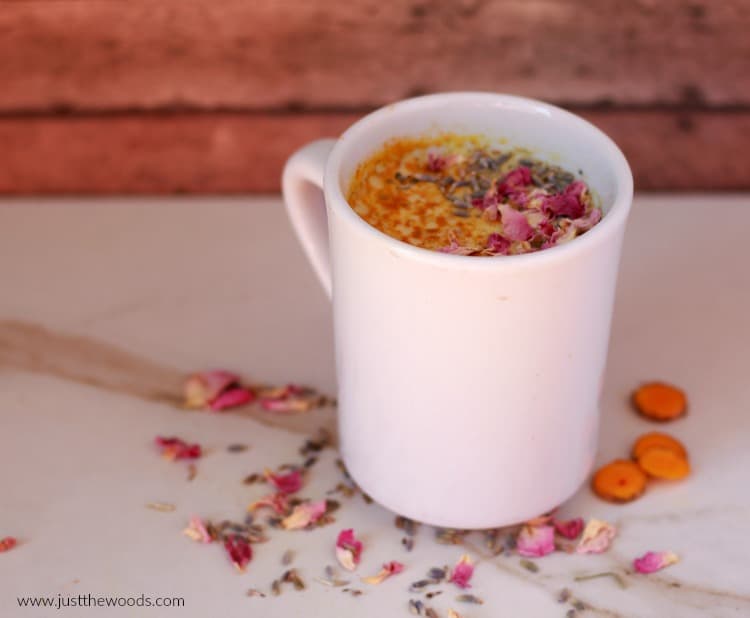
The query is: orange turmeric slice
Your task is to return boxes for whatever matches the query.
[632,382,687,421]
[637,447,691,480]
[592,459,648,502]
[631,432,687,460]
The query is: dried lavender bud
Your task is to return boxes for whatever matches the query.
[227,443,248,453]
[427,567,446,582]
[409,580,432,592]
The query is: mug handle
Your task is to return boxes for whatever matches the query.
[282,139,337,299]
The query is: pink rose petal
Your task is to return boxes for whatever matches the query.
[258,384,317,413]
[184,370,239,409]
[499,203,533,241]
[209,387,255,411]
[183,516,212,543]
[224,534,252,572]
[0,537,17,553]
[427,149,448,172]
[541,180,587,219]
[154,436,202,460]
[539,219,555,238]
[265,468,303,494]
[498,166,533,196]
[486,232,511,255]
[553,224,578,246]
[572,206,603,232]
[633,551,679,574]
[482,202,499,221]
[576,519,617,554]
[439,239,478,256]
[511,189,531,206]
[247,493,290,516]
[281,500,327,530]
[554,517,585,540]
[516,525,555,558]
[449,554,474,589]
[336,528,363,571]
[361,560,405,585]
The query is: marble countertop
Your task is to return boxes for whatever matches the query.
[1,196,749,618]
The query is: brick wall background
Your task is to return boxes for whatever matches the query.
[0,1,748,193]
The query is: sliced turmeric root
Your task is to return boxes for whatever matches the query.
[592,459,648,502]
[637,447,691,480]
[631,432,687,460]
[632,382,687,421]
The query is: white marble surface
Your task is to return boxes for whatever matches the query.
[1,195,749,618]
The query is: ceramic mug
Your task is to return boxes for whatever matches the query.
[282,93,633,528]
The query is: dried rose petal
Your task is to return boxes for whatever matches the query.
[554,517,585,540]
[482,202,499,221]
[499,203,533,241]
[577,519,617,554]
[258,384,317,413]
[361,560,404,585]
[633,551,679,574]
[516,525,555,558]
[541,181,587,219]
[572,206,602,232]
[0,537,17,552]
[184,370,239,408]
[248,493,290,516]
[258,384,304,400]
[484,185,499,206]
[449,554,474,589]
[427,149,448,173]
[497,166,533,196]
[154,436,202,460]
[224,534,252,571]
[486,232,510,255]
[265,468,303,494]
[209,387,255,411]
[544,221,578,249]
[538,219,555,238]
[282,500,327,530]
[183,516,212,543]
[439,238,478,256]
[260,397,314,413]
[336,528,363,571]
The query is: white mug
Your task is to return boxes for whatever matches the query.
[282,93,633,528]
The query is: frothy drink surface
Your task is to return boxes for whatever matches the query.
[346,133,602,256]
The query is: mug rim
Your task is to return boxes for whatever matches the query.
[324,92,633,269]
